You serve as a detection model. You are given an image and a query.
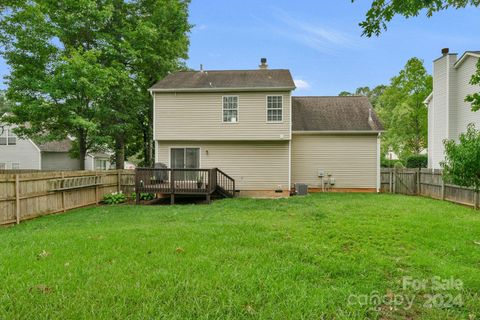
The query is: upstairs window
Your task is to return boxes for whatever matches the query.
[223,96,238,123]
[0,128,17,145]
[267,96,283,122]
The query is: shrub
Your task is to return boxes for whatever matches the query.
[405,154,428,168]
[442,123,480,192]
[103,191,126,205]
[381,158,405,168]
[131,193,155,201]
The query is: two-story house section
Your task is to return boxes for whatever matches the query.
[150,59,383,197]
[425,49,480,169]
[0,117,113,170]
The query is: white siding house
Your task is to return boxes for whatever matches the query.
[426,49,480,168]
[0,120,113,170]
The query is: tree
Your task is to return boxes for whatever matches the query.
[354,0,480,111]
[0,90,11,114]
[441,124,480,191]
[376,58,432,158]
[0,0,191,169]
[338,85,387,108]
[0,1,115,169]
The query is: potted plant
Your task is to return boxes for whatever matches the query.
[196,177,203,189]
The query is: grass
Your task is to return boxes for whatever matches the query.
[0,193,479,319]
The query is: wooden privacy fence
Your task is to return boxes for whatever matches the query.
[381,168,479,209]
[0,170,135,226]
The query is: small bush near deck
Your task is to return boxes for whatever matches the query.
[102,191,126,204]
[131,192,155,201]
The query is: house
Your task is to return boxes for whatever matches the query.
[150,59,383,197]
[0,121,112,170]
[425,48,480,169]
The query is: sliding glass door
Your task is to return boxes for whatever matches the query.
[170,148,200,180]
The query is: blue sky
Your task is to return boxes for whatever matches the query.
[1,1,480,95]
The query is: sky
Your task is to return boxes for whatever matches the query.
[1,1,480,96]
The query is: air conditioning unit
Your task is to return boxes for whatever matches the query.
[295,183,308,196]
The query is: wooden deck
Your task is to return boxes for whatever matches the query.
[135,168,235,204]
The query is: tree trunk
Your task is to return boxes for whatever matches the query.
[78,130,87,170]
[115,133,125,169]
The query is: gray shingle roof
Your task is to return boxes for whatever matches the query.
[292,96,384,132]
[36,139,73,152]
[150,69,296,91]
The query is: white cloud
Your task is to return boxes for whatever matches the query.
[294,79,311,90]
[254,8,356,54]
[193,24,208,33]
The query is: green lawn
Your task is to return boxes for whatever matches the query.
[1,194,479,319]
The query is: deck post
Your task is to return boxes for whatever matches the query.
[170,169,175,205]
[206,193,211,204]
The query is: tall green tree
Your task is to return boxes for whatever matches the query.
[353,0,480,111]
[0,90,11,114]
[338,85,387,108]
[0,0,191,169]
[376,58,432,157]
[0,1,115,169]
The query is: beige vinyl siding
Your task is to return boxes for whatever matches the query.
[154,91,291,141]
[157,141,290,190]
[455,55,480,139]
[291,134,378,189]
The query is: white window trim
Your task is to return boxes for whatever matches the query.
[0,128,17,146]
[266,95,284,123]
[222,95,239,123]
[167,146,202,169]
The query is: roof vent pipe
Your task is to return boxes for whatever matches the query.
[259,58,268,70]
[368,108,374,124]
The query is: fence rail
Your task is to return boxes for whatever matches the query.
[381,168,479,209]
[0,170,135,226]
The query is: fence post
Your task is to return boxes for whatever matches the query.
[416,169,421,195]
[15,174,20,224]
[393,169,397,194]
[117,170,121,193]
[441,174,445,200]
[61,172,66,212]
[474,190,479,210]
[389,169,393,193]
[95,171,99,205]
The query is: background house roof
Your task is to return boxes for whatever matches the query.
[36,139,73,152]
[292,96,384,132]
[150,69,296,91]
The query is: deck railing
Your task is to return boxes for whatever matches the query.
[135,168,235,204]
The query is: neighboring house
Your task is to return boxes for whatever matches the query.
[425,48,480,169]
[0,121,112,170]
[150,59,383,196]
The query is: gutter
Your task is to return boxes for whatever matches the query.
[292,130,385,135]
[148,87,296,93]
